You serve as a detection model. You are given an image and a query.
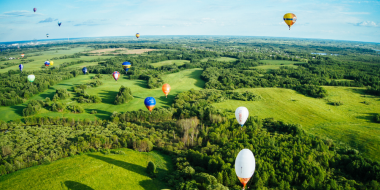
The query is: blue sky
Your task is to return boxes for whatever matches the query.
[0,0,379,42]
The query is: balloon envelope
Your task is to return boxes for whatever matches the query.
[235,149,256,189]
[19,64,23,72]
[82,67,88,74]
[122,62,131,72]
[27,75,35,83]
[162,83,171,97]
[283,13,297,30]
[58,22,61,27]
[46,34,49,38]
[144,97,156,112]
[136,33,140,38]
[50,61,54,66]
[113,71,120,81]
[33,8,36,12]
[21,54,24,58]
[235,107,249,127]
[44,61,50,66]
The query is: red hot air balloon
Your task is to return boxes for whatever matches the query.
[33,8,37,12]
[113,71,120,81]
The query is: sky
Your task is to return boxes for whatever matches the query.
[0,0,379,43]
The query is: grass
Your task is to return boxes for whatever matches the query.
[150,60,190,68]
[254,60,306,71]
[213,86,380,160]
[200,57,237,62]
[0,149,172,190]
[0,68,205,122]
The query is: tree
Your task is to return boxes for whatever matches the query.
[147,161,156,177]
[114,86,133,105]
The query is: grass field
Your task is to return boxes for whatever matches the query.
[200,57,237,62]
[87,48,157,55]
[0,68,205,122]
[150,60,189,68]
[213,87,380,160]
[254,60,306,71]
[0,149,172,190]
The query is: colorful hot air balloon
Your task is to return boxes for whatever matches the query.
[235,107,249,129]
[283,13,297,30]
[58,22,62,27]
[46,34,49,38]
[82,67,88,74]
[27,75,35,83]
[33,8,36,12]
[162,83,171,98]
[21,54,24,58]
[144,97,156,113]
[122,62,131,73]
[113,71,120,81]
[19,64,23,72]
[44,61,50,67]
[136,33,140,38]
[50,61,54,66]
[235,149,256,190]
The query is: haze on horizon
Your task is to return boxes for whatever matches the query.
[0,0,379,43]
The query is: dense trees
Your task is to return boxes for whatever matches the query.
[114,85,133,105]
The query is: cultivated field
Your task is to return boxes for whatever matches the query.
[254,60,306,71]
[150,60,190,68]
[87,48,157,55]
[0,149,172,190]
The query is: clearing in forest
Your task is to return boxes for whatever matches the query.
[87,48,157,55]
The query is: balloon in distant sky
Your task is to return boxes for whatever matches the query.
[44,61,50,67]
[162,83,171,98]
[112,71,120,81]
[46,34,49,38]
[58,22,62,27]
[27,75,35,83]
[283,13,297,30]
[235,149,256,190]
[82,67,88,74]
[19,64,23,72]
[33,8,36,12]
[235,107,249,128]
[122,62,131,73]
[136,33,140,38]
[21,54,24,58]
[144,97,156,113]
[50,61,54,66]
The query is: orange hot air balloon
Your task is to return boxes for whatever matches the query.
[162,83,171,98]
[283,13,297,30]
[21,54,24,58]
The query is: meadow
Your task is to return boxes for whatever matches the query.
[213,86,380,160]
[254,60,306,71]
[0,149,172,190]
[149,60,189,68]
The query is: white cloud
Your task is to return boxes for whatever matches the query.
[354,21,379,27]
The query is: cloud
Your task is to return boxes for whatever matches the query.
[340,12,371,15]
[0,10,42,18]
[74,19,109,26]
[354,21,379,27]
[38,18,54,23]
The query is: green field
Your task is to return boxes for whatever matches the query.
[0,46,115,73]
[254,60,306,71]
[0,68,205,122]
[200,57,237,62]
[0,149,172,190]
[213,87,380,160]
[150,60,189,68]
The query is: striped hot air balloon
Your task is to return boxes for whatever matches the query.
[21,54,24,58]
[44,61,50,67]
[113,71,120,81]
[122,62,131,73]
[19,64,23,72]
[283,13,297,30]
[144,97,156,114]
[136,33,140,38]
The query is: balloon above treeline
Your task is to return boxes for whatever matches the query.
[33,8,36,12]
[162,83,171,98]
[19,64,23,72]
[58,21,62,27]
[21,54,24,58]
[82,67,88,74]
[46,34,49,38]
[113,71,120,81]
[136,33,140,38]
[283,13,297,30]
[235,107,249,129]
[122,62,131,73]
[44,61,50,67]
[235,149,256,190]
[144,97,156,113]
[27,75,35,83]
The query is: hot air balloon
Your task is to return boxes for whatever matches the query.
[283,13,297,30]
[46,34,49,38]
[136,33,140,38]
[144,97,156,114]
[50,61,54,66]
[21,54,24,58]
[33,8,36,12]
[162,83,171,98]
[122,62,131,73]
[44,61,50,67]
[113,71,120,81]
[82,67,88,74]
[27,75,35,83]
[58,22,61,27]
[19,64,23,72]
[235,149,256,190]
[235,107,249,129]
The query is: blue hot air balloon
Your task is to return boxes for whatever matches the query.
[122,62,131,73]
[144,97,156,114]
[19,64,23,72]
[44,61,50,67]
[58,21,62,27]
[82,67,88,74]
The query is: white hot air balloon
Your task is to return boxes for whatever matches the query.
[235,107,249,129]
[235,149,256,190]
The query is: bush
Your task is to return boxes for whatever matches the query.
[147,161,156,177]
[114,85,133,105]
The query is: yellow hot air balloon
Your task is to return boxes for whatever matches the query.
[50,61,54,66]
[283,13,297,30]
[136,33,140,38]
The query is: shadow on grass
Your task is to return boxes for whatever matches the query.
[134,80,149,89]
[187,69,205,88]
[64,181,94,190]
[10,105,25,116]
[158,94,174,107]
[85,109,112,120]
[139,179,170,190]
[356,113,378,123]
[39,88,56,99]
[98,90,118,104]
